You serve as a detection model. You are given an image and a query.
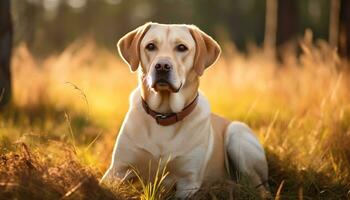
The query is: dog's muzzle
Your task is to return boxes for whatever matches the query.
[151,59,181,92]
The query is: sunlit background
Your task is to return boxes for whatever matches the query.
[12,0,332,54]
[1,0,350,199]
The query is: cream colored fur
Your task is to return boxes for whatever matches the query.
[101,22,270,199]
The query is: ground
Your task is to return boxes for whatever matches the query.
[1,33,350,199]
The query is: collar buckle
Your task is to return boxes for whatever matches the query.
[141,93,198,126]
[155,114,167,125]
[155,114,168,119]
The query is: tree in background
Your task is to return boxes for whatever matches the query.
[329,0,350,59]
[276,0,297,47]
[0,0,13,107]
[264,0,278,55]
[276,0,298,61]
[339,0,350,58]
[264,0,297,59]
[329,0,340,48]
[9,0,348,59]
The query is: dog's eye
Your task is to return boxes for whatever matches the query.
[176,44,188,52]
[145,43,156,51]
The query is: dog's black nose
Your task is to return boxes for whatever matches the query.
[155,60,172,72]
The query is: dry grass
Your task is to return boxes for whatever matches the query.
[1,31,350,199]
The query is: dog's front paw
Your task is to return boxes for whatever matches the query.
[175,180,200,199]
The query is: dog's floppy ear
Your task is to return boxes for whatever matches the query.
[117,22,152,72]
[189,26,221,76]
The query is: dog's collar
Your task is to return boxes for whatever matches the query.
[141,94,199,126]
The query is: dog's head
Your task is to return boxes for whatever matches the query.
[117,22,220,111]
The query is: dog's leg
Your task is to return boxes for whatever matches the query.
[225,121,271,198]
[100,164,133,185]
[175,177,201,199]
[173,148,208,199]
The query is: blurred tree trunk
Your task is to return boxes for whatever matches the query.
[276,0,297,46]
[264,0,297,60]
[329,0,340,48]
[276,0,297,62]
[339,0,350,58]
[264,0,277,56]
[0,0,12,107]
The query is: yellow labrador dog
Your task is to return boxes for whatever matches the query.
[102,22,270,199]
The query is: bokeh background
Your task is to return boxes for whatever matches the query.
[11,0,338,55]
[1,0,350,199]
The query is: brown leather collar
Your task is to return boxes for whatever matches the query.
[141,94,199,126]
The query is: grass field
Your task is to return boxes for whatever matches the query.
[1,32,350,199]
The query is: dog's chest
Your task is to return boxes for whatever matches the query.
[139,124,204,157]
[131,124,212,182]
